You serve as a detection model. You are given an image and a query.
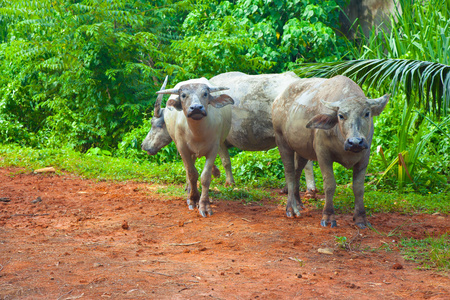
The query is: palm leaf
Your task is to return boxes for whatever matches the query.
[296,59,450,117]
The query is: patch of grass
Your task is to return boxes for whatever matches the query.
[209,185,271,204]
[0,144,186,184]
[332,186,450,215]
[400,234,450,271]
[156,185,185,198]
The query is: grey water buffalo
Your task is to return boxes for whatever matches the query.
[210,72,317,196]
[145,77,234,216]
[272,75,389,228]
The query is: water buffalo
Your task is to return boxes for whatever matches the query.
[210,72,317,196]
[142,72,317,197]
[272,75,389,228]
[149,77,234,217]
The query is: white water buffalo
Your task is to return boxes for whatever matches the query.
[146,77,234,217]
[272,75,389,228]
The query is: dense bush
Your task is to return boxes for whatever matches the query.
[0,0,189,150]
[171,0,351,81]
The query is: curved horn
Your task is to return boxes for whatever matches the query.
[156,87,180,95]
[209,86,229,93]
[320,99,340,111]
[154,75,168,118]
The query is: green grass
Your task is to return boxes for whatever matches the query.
[400,234,450,271]
[331,186,450,215]
[0,144,186,184]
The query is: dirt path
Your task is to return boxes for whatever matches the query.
[0,168,448,299]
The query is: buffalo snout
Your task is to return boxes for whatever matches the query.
[187,104,207,120]
[141,143,158,155]
[344,137,368,153]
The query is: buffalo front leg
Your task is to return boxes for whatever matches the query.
[353,161,369,229]
[218,143,235,186]
[181,155,200,210]
[318,158,337,228]
[276,135,302,217]
[198,154,217,217]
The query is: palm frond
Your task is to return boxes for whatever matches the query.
[296,59,450,117]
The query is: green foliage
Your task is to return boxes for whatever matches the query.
[401,234,450,271]
[297,59,450,118]
[0,0,189,150]
[296,0,450,193]
[230,148,285,187]
[172,0,350,80]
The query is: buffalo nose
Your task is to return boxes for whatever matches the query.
[190,104,204,111]
[347,137,364,146]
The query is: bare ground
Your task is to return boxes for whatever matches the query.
[0,167,449,299]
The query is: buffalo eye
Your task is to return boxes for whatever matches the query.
[338,114,345,120]
[181,93,186,99]
[203,92,208,97]
[365,111,370,117]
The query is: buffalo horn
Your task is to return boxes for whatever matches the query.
[209,86,229,93]
[154,75,168,118]
[320,99,340,111]
[156,88,180,95]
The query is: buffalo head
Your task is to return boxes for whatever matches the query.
[306,94,389,153]
[141,76,173,155]
[157,83,234,120]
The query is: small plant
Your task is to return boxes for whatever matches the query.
[335,236,349,250]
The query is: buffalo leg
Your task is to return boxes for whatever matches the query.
[281,160,316,197]
[276,135,301,217]
[352,160,369,228]
[218,143,235,186]
[198,152,218,217]
[304,161,317,199]
[294,154,308,209]
[181,154,200,210]
[317,158,337,228]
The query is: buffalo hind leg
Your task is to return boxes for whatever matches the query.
[294,154,308,210]
[304,160,317,199]
[218,143,235,186]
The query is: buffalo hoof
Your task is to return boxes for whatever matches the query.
[356,222,371,229]
[286,209,300,217]
[320,220,337,228]
[286,205,301,218]
[304,189,317,200]
[199,210,213,218]
[187,199,195,210]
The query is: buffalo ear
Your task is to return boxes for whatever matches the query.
[306,114,338,130]
[368,94,390,116]
[166,97,182,111]
[209,94,234,108]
